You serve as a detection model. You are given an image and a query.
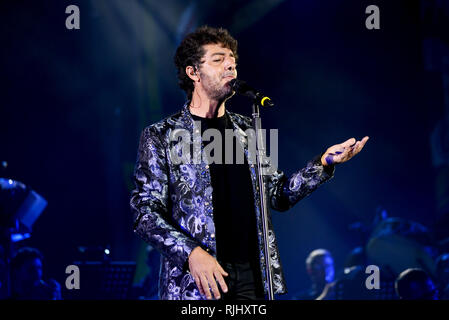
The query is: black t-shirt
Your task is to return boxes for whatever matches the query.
[191,112,259,263]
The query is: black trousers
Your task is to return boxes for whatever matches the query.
[218,260,266,300]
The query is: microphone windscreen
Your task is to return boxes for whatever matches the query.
[230,79,252,97]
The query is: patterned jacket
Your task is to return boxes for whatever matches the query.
[130,102,335,300]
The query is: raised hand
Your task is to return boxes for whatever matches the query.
[321,136,369,166]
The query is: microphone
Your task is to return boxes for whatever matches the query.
[229,79,274,107]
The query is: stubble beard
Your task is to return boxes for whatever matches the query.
[201,73,233,101]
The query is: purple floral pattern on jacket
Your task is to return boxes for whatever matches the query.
[130,102,334,300]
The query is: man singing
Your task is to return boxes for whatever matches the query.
[130,26,368,300]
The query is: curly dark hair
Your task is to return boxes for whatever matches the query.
[174,26,238,100]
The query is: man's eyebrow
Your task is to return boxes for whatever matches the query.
[210,52,235,57]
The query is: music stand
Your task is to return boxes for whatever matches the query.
[65,261,136,300]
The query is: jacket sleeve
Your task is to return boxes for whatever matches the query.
[130,126,200,270]
[267,154,335,212]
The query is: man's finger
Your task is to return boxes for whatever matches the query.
[341,137,356,148]
[353,137,369,155]
[351,136,369,151]
[199,274,211,300]
[205,272,220,300]
[361,136,369,148]
[214,270,228,293]
[350,141,360,154]
[354,141,364,155]
[193,274,205,296]
[217,263,229,277]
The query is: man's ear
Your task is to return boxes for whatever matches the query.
[186,66,200,82]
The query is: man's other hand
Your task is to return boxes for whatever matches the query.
[188,246,229,300]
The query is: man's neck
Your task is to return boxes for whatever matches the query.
[189,90,226,118]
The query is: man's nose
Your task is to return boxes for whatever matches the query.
[224,57,236,71]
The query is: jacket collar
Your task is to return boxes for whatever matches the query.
[180,101,252,166]
[181,101,248,139]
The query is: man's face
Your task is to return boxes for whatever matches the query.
[195,43,237,100]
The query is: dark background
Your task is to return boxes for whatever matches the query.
[1,0,448,299]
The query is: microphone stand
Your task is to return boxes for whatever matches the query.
[251,101,274,300]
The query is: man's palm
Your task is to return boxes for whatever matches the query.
[321,136,369,166]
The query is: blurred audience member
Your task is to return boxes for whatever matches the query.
[318,246,397,300]
[10,247,61,300]
[395,268,438,300]
[293,249,335,300]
